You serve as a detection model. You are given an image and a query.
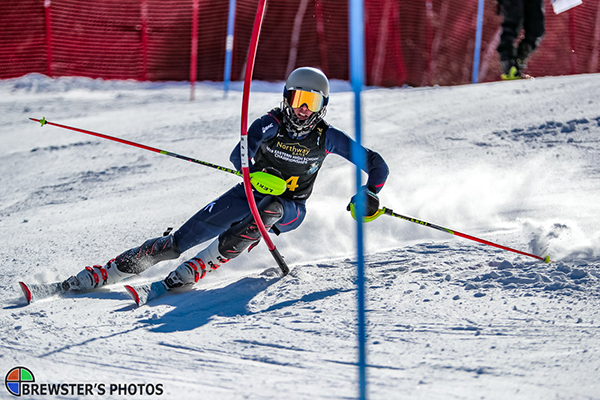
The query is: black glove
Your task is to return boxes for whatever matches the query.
[347,187,380,218]
[262,167,284,180]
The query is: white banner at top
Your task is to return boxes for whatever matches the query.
[551,0,583,14]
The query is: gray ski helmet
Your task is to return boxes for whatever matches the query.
[282,67,330,136]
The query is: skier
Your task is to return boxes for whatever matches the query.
[497,0,545,80]
[24,67,388,303]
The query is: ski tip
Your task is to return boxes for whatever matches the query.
[124,285,141,306]
[19,282,32,304]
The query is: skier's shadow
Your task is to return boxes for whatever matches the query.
[137,274,281,333]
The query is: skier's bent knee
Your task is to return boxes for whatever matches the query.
[164,198,284,289]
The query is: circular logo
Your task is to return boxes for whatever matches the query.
[5,367,34,397]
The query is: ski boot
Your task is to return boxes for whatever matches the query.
[65,234,181,292]
[63,260,135,292]
[164,238,227,288]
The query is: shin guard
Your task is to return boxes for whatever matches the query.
[217,197,284,259]
[113,234,181,275]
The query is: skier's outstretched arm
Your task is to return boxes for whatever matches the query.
[324,127,389,193]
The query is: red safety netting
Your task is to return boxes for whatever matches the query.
[0,0,48,78]
[0,0,598,87]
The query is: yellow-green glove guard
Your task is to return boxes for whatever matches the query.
[348,204,385,223]
[250,171,287,195]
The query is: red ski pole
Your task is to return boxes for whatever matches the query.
[30,117,242,177]
[30,117,287,197]
[381,207,552,263]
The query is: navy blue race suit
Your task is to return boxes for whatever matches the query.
[173,107,389,253]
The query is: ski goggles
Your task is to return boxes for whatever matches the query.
[285,89,326,112]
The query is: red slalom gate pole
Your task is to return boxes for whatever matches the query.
[239,0,289,276]
[382,207,552,263]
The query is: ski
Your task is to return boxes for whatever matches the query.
[124,281,170,307]
[19,281,68,304]
[21,266,287,306]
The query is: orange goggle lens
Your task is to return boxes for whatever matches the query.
[286,90,325,112]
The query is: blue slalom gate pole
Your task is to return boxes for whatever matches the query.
[349,0,367,398]
[224,0,236,95]
[472,0,485,83]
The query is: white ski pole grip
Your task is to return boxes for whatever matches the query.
[240,135,249,168]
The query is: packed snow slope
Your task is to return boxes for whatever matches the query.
[1,73,599,399]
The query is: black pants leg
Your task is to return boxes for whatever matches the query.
[498,0,523,61]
